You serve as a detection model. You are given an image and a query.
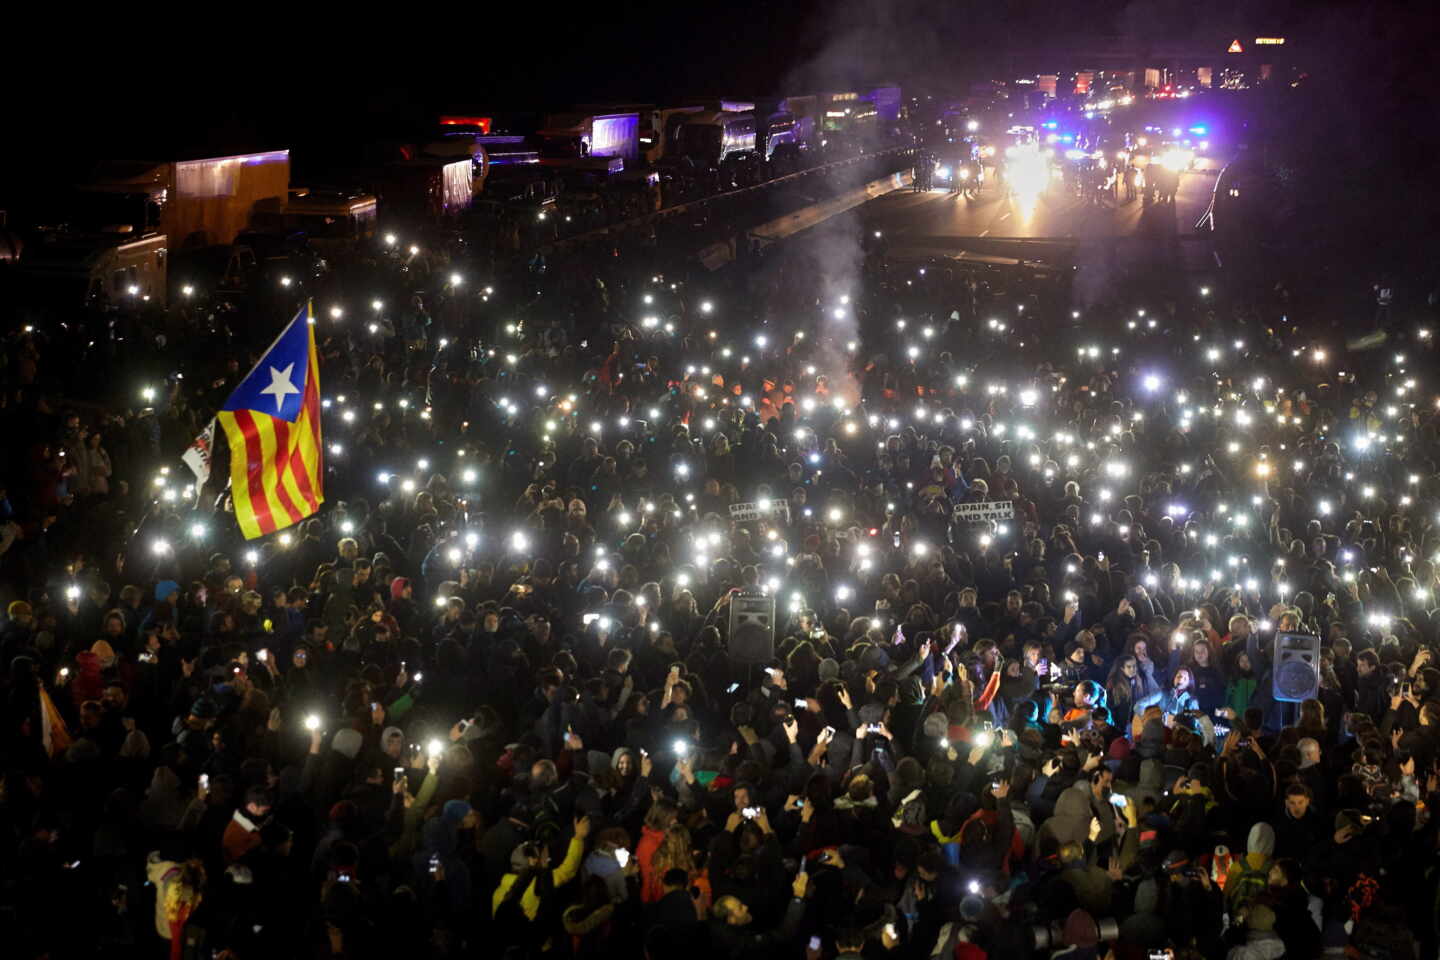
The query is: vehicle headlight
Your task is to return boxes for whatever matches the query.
[936,166,951,179]
[958,167,971,180]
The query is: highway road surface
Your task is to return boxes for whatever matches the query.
[854,159,1221,274]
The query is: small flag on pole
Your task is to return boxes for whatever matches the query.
[182,418,217,485]
[216,303,325,539]
[40,686,72,757]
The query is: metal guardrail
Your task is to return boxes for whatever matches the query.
[546,146,914,250]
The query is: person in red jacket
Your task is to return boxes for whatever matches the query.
[637,794,677,902]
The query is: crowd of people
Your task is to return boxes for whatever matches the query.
[2,160,1439,960]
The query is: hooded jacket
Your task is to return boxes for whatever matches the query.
[1224,821,1275,890]
[141,766,190,832]
[1042,779,1115,849]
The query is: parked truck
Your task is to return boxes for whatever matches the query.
[22,228,168,307]
[377,158,475,220]
[285,189,379,251]
[80,150,290,252]
[538,112,641,167]
[668,110,758,169]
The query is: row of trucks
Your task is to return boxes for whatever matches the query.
[446,86,903,186]
[8,147,470,310]
[5,87,904,309]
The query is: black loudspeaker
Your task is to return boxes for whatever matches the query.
[728,591,776,664]
[1272,632,1320,702]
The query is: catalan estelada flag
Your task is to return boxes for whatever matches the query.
[218,302,324,539]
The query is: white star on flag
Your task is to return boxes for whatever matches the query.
[259,362,300,412]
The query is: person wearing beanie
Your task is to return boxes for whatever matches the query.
[380,725,406,762]
[1224,902,1284,959]
[1051,907,1100,958]
[390,576,422,639]
[330,728,363,760]
[442,798,476,828]
[90,639,118,670]
[7,599,33,623]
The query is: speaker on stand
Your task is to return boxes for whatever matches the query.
[728,591,776,665]
[1272,632,1320,703]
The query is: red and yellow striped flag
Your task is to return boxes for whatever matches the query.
[217,302,324,539]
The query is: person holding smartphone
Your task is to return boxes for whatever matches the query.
[707,871,809,955]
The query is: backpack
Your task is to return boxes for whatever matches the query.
[531,793,565,853]
[1226,858,1270,913]
[892,789,928,834]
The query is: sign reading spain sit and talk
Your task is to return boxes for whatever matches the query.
[953,500,1015,523]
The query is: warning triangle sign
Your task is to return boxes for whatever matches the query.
[1228,39,1244,53]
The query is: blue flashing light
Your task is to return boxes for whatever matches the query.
[1189,125,1208,135]
[1042,120,1058,130]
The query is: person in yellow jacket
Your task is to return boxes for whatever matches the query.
[493,814,592,920]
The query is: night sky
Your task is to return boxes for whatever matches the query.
[2,0,1433,203]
